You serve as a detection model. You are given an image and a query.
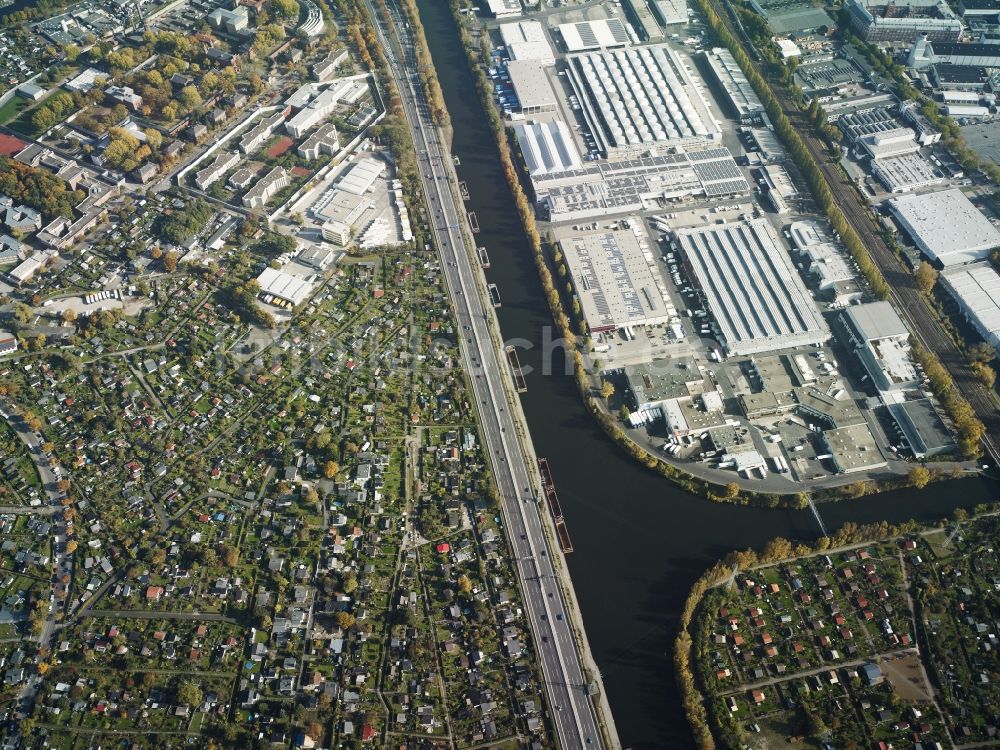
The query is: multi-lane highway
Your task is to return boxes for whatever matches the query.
[362,3,612,748]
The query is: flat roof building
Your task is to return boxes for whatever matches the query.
[566,44,719,158]
[703,48,766,124]
[841,301,918,392]
[820,423,887,473]
[889,188,1000,266]
[513,120,583,176]
[533,147,749,221]
[675,219,829,355]
[506,60,557,112]
[499,20,555,64]
[485,0,522,17]
[886,397,955,457]
[558,223,671,332]
[940,261,1000,350]
[625,356,704,410]
[870,152,946,193]
[257,266,313,306]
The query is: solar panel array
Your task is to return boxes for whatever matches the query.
[563,229,668,331]
[532,149,750,220]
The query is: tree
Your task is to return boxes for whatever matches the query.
[915,261,938,294]
[178,85,202,111]
[335,611,355,630]
[724,482,739,499]
[163,250,179,272]
[221,544,240,567]
[457,574,472,595]
[65,540,78,553]
[144,128,163,150]
[971,361,997,389]
[151,547,166,566]
[61,308,77,324]
[600,381,615,399]
[909,465,932,489]
[272,0,299,19]
[342,571,357,594]
[12,302,33,329]
[968,341,996,363]
[176,679,202,706]
[322,460,339,479]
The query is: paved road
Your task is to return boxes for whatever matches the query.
[363,5,610,748]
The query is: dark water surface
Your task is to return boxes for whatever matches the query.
[415,2,999,746]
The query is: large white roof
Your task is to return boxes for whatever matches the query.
[889,188,1000,266]
[513,120,582,176]
[941,261,1000,345]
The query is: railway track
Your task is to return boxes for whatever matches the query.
[702,0,1000,465]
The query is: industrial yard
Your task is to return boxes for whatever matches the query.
[465,0,1000,494]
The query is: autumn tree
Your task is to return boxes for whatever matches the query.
[915,261,938,294]
[909,465,931,489]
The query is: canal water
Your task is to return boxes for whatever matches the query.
[415,2,998,747]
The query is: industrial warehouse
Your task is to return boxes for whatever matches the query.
[888,188,1000,266]
[557,222,671,332]
[532,148,750,221]
[941,261,1000,350]
[477,0,971,490]
[565,44,720,157]
[674,219,829,355]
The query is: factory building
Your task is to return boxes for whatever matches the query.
[485,0,522,17]
[908,36,1000,69]
[889,188,1000,266]
[499,20,555,64]
[652,0,688,25]
[841,301,918,392]
[566,44,719,159]
[675,219,829,355]
[556,19,631,51]
[702,48,767,124]
[886,398,956,457]
[256,266,313,307]
[622,0,664,40]
[845,0,962,42]
[532,147,750,221]
[557,223,671,333]
[506,60,557,112]
[870,153,947,193]
[787,220,861,303]
[513,120,583,176]
[940,261,1000,350]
